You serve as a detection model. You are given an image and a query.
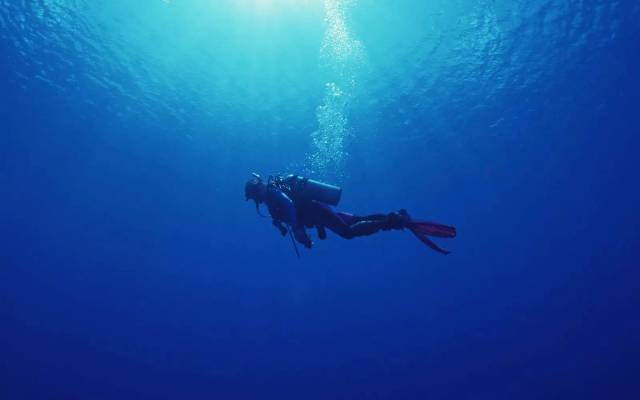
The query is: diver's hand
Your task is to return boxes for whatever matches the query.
[293,226,312,249]
[272,220,288,236]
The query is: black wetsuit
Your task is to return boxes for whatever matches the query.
[266,179,401,248]
[262,176,456,253]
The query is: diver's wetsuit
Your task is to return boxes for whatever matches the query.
[265,183,401,248]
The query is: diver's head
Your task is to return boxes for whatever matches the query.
[245,173,267,204]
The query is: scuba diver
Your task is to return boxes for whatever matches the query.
[245,173,456,255]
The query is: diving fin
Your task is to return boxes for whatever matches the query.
[409,227,451,255]
[410,221,456,238]
[399,210,455,254]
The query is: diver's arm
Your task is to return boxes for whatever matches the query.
[267,187,311,247]
[266,188,296,224]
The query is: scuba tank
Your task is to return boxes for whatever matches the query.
[271,174,342,206]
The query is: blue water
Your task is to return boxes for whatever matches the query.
[2,1,639,398]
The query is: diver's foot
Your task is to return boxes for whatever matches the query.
[387,210,412,229]
[398,209,413,226]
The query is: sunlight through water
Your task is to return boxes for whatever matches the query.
[234,0,319,13]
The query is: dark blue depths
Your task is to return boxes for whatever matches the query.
[1,1,639,399]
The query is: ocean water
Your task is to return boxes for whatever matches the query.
[1,0,639,398]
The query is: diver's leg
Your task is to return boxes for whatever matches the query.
[348,220,393,237]
[348,210,413,236]
[353,213,387,223]
[321,209,358,239]
[324,210,403,239]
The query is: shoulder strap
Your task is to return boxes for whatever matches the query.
[280,175,308,200]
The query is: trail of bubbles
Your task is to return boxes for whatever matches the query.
[307,0,365,179]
